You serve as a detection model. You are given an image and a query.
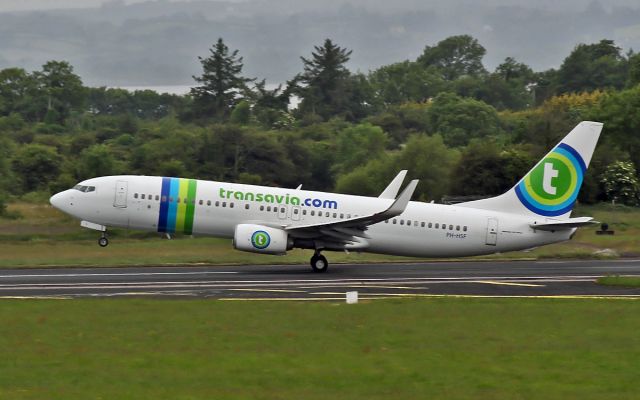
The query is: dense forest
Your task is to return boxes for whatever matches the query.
[1,35,640,216]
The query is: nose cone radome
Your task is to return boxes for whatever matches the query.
[49,192,64,210]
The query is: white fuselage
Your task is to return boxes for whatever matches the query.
[50,175,573,258]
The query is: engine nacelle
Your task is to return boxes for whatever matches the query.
[233,224,291,255]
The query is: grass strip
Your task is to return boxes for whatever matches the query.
[597,275,640,288]
[0,298,639,399]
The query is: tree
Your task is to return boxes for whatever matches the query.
[335,134,458,201]
[426,92,501,147]
[368,61,447,106]
[12,144,62,193]
[417,35,487,81]
[0,68,37,118]
[33,61,85,124]
[556,39,627,94]
[77,145,117,180]
[588,85,640,170]
[189,38,254,121]
[628,53,640,87]
[601,161,639,206]
[451,141,533,196]
[295,39,358,120]
[334,123,388,174]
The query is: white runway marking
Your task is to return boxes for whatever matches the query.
[472,280,544,287]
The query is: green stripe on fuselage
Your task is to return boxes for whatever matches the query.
[184,179,197,235]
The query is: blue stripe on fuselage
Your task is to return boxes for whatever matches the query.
[167,178,179,233]
[157,177,171,232]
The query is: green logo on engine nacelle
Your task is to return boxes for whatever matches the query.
[251,231,271,249]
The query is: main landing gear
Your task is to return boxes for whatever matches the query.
[98,232,109,247]
[310,250,328,273]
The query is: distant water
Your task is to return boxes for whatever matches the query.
[116,85,193,95]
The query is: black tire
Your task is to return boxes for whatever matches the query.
[310,255,329,273]
[98,237,109,247]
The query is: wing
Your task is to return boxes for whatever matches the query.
[284,180,419,250]
[378,170,407,199]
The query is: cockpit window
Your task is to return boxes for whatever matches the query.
[73,185,96,193]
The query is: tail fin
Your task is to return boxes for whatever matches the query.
[459,121,603,219]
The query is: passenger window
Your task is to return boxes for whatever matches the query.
[463,226,468,232]
[222,202,226,207]
[199,200,203,205]
[442,224,446,230]
[161,196,167,203]
[260,205,264,211]
[207,200,211,206]
[435,223,439,229]
[400,220,404,225]
[333,213,337,218]
[456,225,460,231]
[325,212,330,217]
[428,222,432,228]
[393,219,397,224]
[415,221,419,227]
[230,203,234,208]
[134,193,139,199]
[267,206,271,212]
[449,225,453,230]
[245,204,250,210]
[303,210,307,215]
[169,197,174,203]
[421,222,425,227]
[311,210,315,216]
[294,208,299,214]
[385,220,389,223]
[340,213,344,219]
[155,195,159,201]
[281,208,285,213]
[347,214,351,219]
[215,201,219,207]
[177,197,181,204]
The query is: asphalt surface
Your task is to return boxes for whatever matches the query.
[1,259,640,300]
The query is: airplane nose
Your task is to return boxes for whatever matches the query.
[49,192,63,209]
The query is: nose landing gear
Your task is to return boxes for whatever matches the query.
[310,250,328,273]
[98,232,109,247]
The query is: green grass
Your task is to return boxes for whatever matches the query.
[597,275,640,288]
[0,202,638,268]
[0,298,639,399]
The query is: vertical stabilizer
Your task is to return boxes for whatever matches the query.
[458,121,603,219]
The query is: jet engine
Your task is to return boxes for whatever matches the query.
[233,224,292,255]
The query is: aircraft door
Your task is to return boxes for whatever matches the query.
[114,180,128,208]
[278,205,288,220]
[486,217,498,246]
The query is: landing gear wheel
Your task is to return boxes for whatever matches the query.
[310,254,329,273]
[98,236,109,247]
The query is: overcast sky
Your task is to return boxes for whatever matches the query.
[1,0,639,87]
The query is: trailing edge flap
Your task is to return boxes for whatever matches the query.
[379,170,407,199]
[285,179,419,237]
[530,217,598,231]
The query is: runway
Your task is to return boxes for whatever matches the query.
[1,259,640,300]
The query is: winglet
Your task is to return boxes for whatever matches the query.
[384,179,418,217]
[379,170,407,199]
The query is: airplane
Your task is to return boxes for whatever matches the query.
[50,121,603,272]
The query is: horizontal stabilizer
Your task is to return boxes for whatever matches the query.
[530,217,598,231]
